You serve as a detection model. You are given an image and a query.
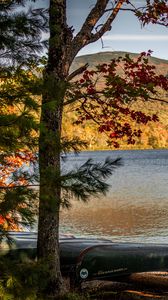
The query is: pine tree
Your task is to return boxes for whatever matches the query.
[0,0,47,233]
[0,0,48,66]
[0,3,123,296]
[1,1,168,298]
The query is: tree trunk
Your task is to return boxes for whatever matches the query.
[38,81,64,296]
[37,0,122,297]
[38,0,72,297]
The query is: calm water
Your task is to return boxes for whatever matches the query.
[60,149,168,243]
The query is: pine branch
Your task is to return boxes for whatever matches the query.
[0,186,38,229]
[0,2,48,66]
[61,157,123,204]
[61,137,88,155]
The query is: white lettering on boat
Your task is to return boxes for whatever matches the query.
[94,268,128,276]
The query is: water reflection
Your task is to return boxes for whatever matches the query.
[60,198,168,241]
[60,150,168,243]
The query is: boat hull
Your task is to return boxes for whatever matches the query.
[1,232,168,283]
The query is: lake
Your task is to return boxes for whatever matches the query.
[60,149,168,243]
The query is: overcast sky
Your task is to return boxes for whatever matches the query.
[38,0,168,59]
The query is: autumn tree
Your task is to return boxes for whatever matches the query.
[1,0,168,298]
[38,0,168,297]
[0,3,123,297]
[0,0,47,232]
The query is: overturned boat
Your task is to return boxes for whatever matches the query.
[1,231,168,283]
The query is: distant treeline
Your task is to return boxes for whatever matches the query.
[62,99,168,150]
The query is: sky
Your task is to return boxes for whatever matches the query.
[38,0,168,60]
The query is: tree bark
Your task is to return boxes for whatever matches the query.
[38,0,124,297]
[38,0,72,296]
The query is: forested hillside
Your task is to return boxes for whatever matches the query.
[71,51,168,76]
[62,52,168,150]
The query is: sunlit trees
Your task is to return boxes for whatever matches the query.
[1,0,168,297]
[73,51,167,147]
[0,1,47,232]
[38,0,167,296]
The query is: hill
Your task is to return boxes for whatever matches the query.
[71,51,168,76]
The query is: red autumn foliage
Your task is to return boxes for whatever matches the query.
[136,0,168,26]
[72,52,168,147]
[0,151,36,230]
[0,151,36,188]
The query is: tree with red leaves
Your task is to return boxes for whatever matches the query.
[73,51,167,148]
[1,0,168,297]
[38,1,168,296]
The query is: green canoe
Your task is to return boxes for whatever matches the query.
[1,232,168,283]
